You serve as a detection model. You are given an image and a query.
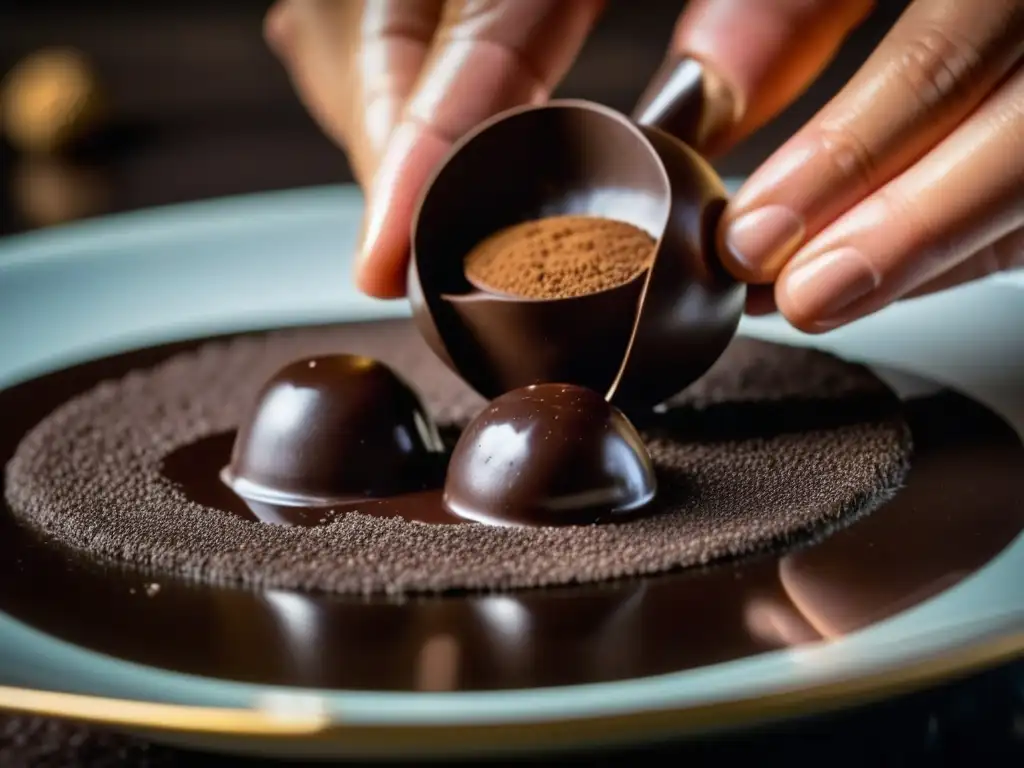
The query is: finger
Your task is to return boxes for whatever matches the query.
[902,228,1024,299]
[742,228,1024,314]
[355,0,605,299]
[265,0,443,187]
[662,0,874,155]
[775,65,1024,333]
[721,0,1024,283]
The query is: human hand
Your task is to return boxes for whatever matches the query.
[266,1,1022,328]
[718,0,1023,332]
[265,0,882,299]
[264,0,604,297]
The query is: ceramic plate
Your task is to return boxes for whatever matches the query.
[0,184,1022,760]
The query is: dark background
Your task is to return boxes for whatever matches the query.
[1,0,910,238]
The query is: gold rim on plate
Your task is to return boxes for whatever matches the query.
[0,628,1021,754]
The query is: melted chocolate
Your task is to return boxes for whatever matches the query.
[444,383,656,526]
[162,432,462,527]
[0,330,1022,692]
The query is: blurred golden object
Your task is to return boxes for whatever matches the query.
[1,48,106,155]
[11,157,110,227]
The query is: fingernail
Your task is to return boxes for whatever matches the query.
[724,205,805,279]
[782,246,881,328]
[356,123,417,271]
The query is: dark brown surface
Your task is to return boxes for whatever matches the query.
[0,331,1020,692]
[0,326,1022,762]
[408,101,744,411]
[5,320,910,595]
[226,354,445,505]
[443,383,657,526]
[165,432,464,528]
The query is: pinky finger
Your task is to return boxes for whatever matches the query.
[902,228,1024,299]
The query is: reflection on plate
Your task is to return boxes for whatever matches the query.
[0,330,1021,694]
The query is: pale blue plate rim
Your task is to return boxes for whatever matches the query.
[0,183,1021,733]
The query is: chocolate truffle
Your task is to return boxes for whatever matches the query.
[444,383,656,526]
[224,354,444,504]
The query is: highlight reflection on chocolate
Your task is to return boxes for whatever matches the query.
[224,355,445,505]
[443,384,656,526]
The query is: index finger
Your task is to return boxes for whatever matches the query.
[355,0,604,298]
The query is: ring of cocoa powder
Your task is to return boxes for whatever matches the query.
[4,320,911,596]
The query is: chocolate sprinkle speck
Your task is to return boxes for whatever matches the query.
[4,320,911,596]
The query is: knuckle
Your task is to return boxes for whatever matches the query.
[891,25,983,111]
[876,183,946,263]
[815,125,878,191]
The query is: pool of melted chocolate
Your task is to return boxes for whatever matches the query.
[163,432,463,527]
[163,430,648,528]
[1,334,1022,692]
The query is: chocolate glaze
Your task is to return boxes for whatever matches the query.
[408,98,745,414]
[166,384,659,529]
[225,354,445,505]
[444,384,656,526]
[0,332,1021,692]
[163,433,462,527]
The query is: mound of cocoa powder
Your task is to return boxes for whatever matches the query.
[463,215,656,299]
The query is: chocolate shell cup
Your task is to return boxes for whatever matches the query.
[408,99,746,412]
[224,355,444,505]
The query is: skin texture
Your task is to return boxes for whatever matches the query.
[266,0,1023,333]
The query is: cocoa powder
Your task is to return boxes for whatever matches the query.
[464,215,656,299]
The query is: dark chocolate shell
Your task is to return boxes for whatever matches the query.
[408,99,745,411]
[225,355,444,504]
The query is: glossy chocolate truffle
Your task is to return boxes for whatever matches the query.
[443,383,656,526]
[224,354,444,504]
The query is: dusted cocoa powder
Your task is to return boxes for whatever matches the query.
[5,320,912,596]
[464,215,656,299]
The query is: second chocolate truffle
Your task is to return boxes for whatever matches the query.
[444,383,656,526]
[225,354,445,505]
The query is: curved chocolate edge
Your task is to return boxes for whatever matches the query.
[440,280,645,397]
[408,100,671,402]
[608,128,746,409]
[632,56,737,152]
